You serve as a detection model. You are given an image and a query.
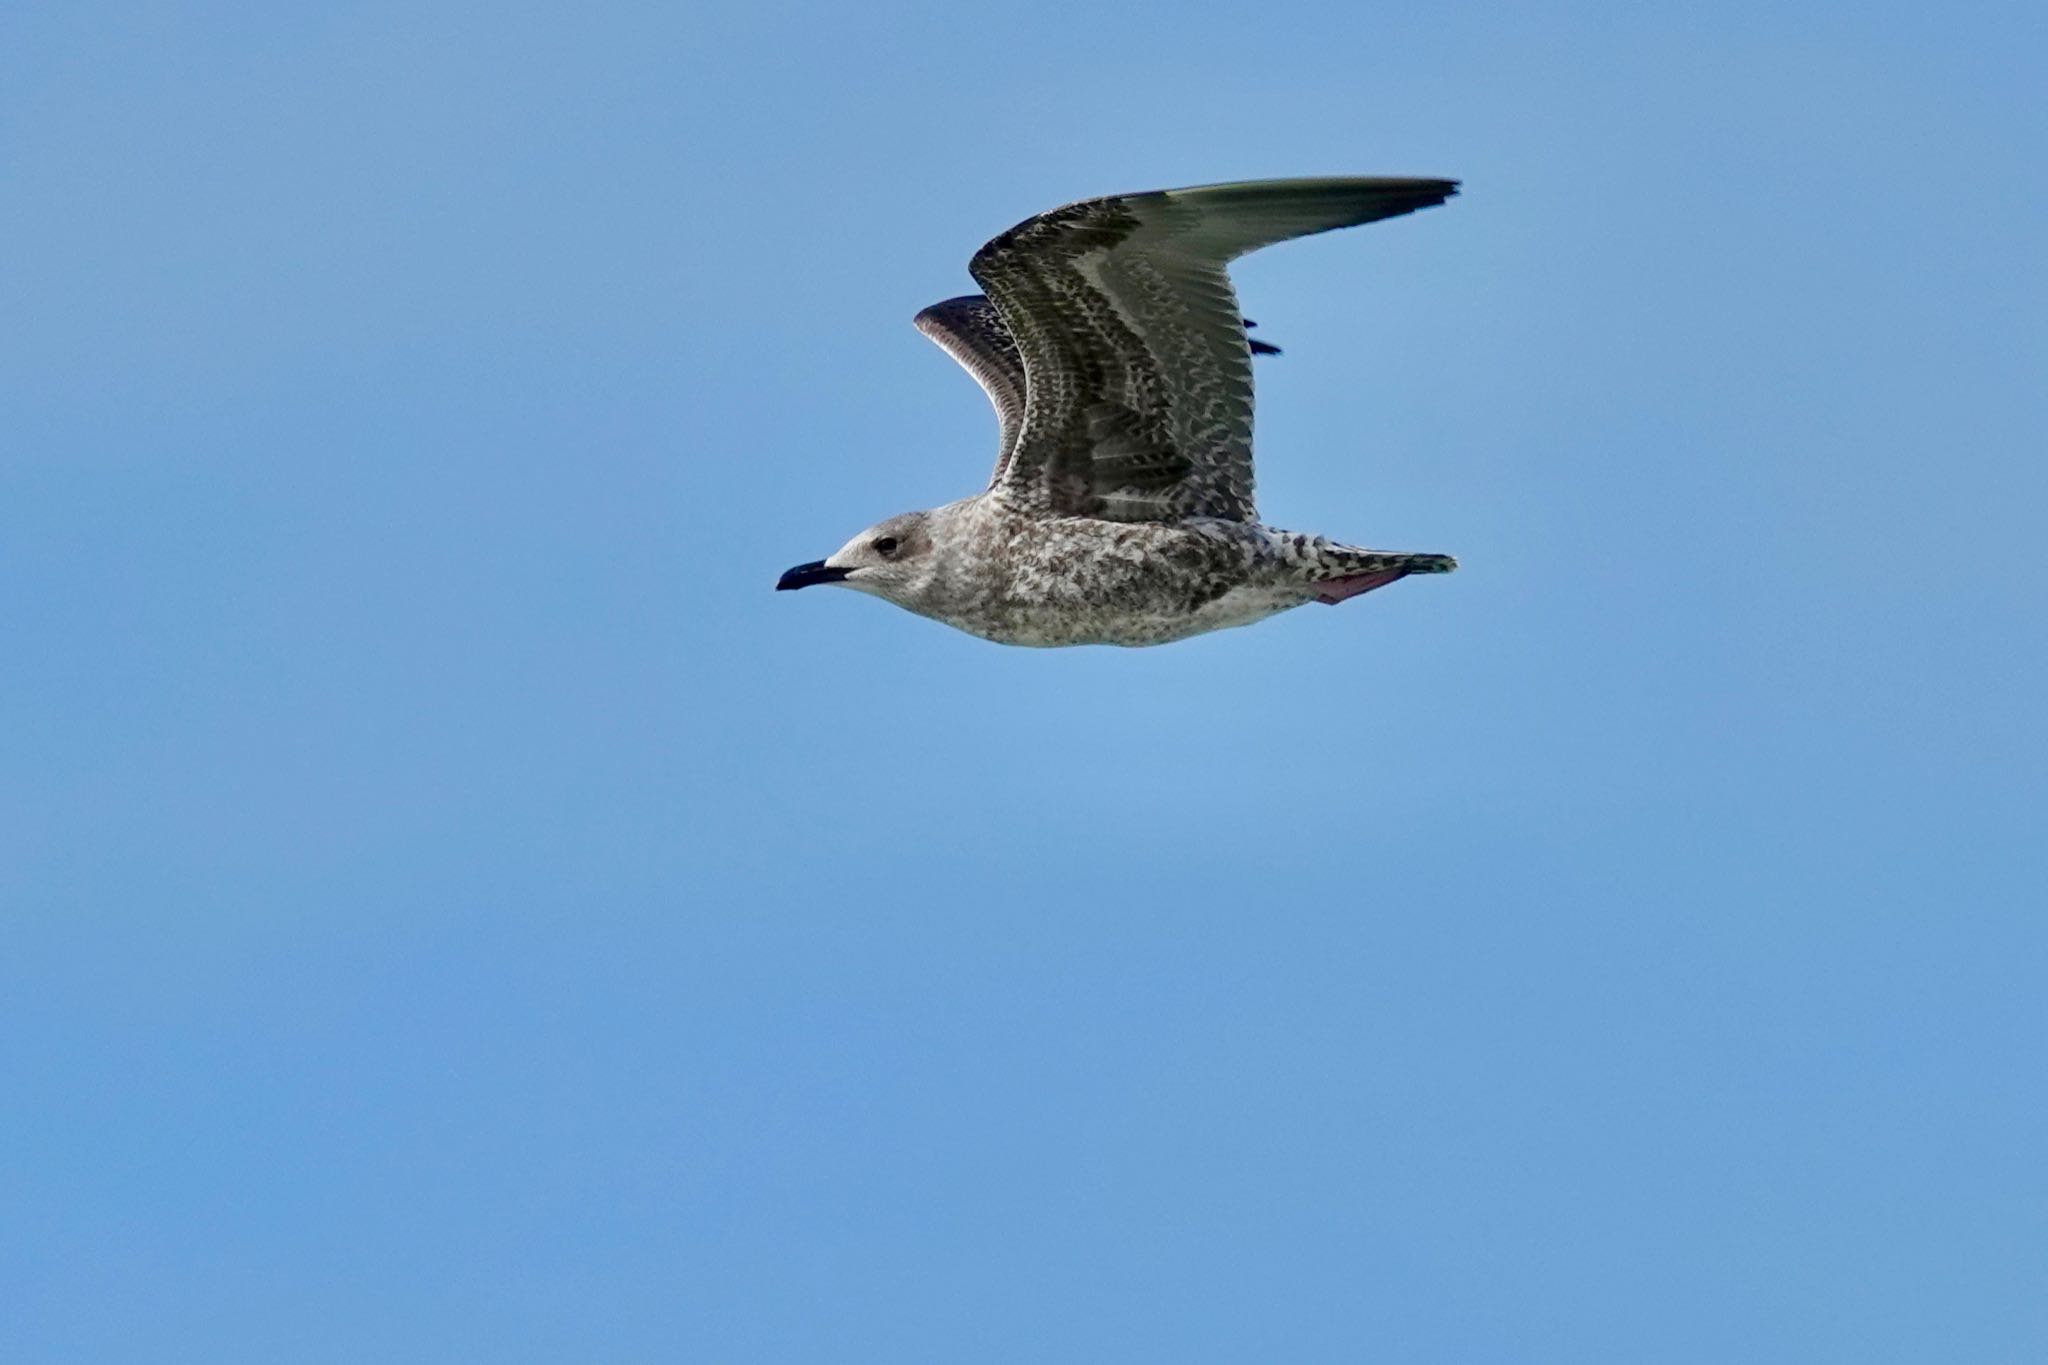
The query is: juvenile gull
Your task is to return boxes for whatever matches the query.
[777,176,1461,647]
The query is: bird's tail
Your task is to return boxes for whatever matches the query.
[1310,549,1456,604]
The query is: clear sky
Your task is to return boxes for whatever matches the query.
[4,2,2044,1360]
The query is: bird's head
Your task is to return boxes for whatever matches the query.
[776,508,943,609]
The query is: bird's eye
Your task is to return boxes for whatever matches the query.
[872,536,899,556]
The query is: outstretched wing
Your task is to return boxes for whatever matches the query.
[915,295,1287,488]
[914,296,1029,487]
[917,296,1288,488]
[969,176,1457,523]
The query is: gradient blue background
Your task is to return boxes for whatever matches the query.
[5,2,2044,1360]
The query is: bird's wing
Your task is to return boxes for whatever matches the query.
[916,294,1288,489]
[914,295,1029,486]
[969,176,1456,523]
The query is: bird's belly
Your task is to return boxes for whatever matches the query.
[950,581,1304,648]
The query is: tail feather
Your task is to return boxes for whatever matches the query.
[1311,551,1456,605]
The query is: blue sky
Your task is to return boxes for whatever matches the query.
[4,1,2044,1360]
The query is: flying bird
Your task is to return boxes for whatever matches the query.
[777,176,1460,647]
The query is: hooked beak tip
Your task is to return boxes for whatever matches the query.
[777,560,852,591]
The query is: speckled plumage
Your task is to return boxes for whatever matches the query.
[778,176,1462,648]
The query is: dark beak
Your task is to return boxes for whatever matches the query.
[776,559,852,591]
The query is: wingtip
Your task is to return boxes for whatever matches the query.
[912,294,981,330]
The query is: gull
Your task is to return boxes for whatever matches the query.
[777,176,1460,647]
